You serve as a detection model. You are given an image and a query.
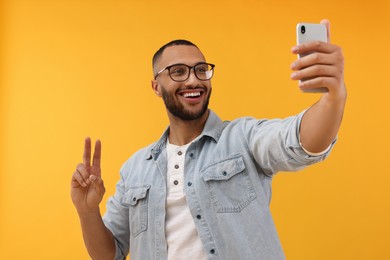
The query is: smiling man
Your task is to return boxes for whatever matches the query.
[71,20,347,260]
[151,43,213,146]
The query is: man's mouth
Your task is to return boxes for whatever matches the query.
[182,92,201,98]
[178,88,205,99]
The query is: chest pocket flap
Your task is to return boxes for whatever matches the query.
[122,185,151,206]
[202,154,245,182]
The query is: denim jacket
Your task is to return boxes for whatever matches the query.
[103,110,335,260]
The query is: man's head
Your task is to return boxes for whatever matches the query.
[152,39,199,76]
[151,40,214,121]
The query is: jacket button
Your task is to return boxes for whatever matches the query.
[210,249,215,254]
[196,215,201,219]
[187,182,192,186]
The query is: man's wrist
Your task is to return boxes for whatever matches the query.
[76,206,101,218]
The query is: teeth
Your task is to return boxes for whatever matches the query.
[183,92,201,98]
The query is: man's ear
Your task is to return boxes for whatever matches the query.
[151,80,162,97]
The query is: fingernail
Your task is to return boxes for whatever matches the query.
[291,62,297,69]
[291,72,298,79]
[292,46,299,53]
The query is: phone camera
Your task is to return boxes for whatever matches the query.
[301,25,306,34]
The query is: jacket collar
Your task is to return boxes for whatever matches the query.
[147,110,225,160]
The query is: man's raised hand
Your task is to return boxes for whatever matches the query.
[71,137,105,213]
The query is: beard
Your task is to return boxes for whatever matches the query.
[161,85,211,121]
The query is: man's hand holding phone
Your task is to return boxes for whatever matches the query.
[291,19,346,100]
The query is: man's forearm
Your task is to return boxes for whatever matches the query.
[78,208,116,260]
[300,93,347,153]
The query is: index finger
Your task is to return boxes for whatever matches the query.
[92,139,101,168]
[83,137,91,167]
[293,41,335,56]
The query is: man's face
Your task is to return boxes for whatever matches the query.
[152,45,212,121]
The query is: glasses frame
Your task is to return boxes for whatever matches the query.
[154,62,215,82]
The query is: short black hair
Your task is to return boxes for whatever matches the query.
[152,39,199,73]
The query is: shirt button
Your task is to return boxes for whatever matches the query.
[189,153,194,158]
[178,151,183,156]
[174,165,179,169]
[196,215,201,219]
[210,249,215,254]
[173,180,179,185]
[222,171,227,176]
[187,182,192,186]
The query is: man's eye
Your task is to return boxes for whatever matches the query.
[196,65,208,74]
[196,64,210,74]
[171,68,186,75]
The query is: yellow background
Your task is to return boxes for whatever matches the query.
[1,0,389,259]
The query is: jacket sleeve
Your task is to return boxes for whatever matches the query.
[244,110,336,176]
[102,165,130,260]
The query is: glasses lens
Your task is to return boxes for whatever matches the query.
[195,63,214,80]
[169,64,189,81]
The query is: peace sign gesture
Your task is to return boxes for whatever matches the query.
[71,137,106,213]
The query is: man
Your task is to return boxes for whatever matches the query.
[71,19,346,260]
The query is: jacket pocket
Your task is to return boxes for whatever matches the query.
[201,154,256,213]
[122,185,151,237]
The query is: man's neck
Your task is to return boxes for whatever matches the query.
[167,110,209,146]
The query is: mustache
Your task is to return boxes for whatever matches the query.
[177,86,207,92]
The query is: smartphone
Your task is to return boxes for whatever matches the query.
[296,23,328,93]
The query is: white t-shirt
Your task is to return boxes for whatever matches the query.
[165,141,208,260]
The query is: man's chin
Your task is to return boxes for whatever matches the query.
[169,107,208,121]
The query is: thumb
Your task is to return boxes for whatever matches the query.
[89,175,105,196]
[320,19,331,43]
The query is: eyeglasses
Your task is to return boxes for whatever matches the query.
[154,62,215,82]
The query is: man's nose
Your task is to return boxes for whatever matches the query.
[184,68,199,85]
